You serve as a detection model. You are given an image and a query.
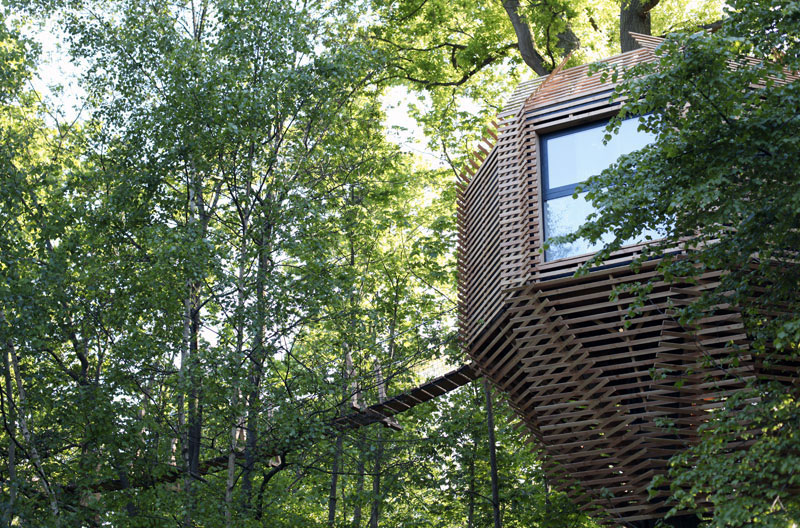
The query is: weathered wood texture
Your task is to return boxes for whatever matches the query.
[457,35,797,525]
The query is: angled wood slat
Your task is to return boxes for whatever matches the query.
[456,37,798,526]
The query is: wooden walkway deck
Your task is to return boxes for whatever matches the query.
[332,363,481,430]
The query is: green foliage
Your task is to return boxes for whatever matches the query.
[0,1,589,526]
[555,1,800,524]
[368,0,722,186]
[0,0,752,525]
[660,385,800,527]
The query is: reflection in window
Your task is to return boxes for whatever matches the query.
[542,117,655,262]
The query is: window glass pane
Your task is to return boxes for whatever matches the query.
[543,117,654,192]
[542,116,658,262]
[545,193,665,262]
[544,193,610,261]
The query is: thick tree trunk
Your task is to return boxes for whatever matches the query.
[620,0,659,52]
[484,379,502,528]
[502,0,580,75]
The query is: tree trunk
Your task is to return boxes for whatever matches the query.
[484,379,502,528]
[2,331,17,525]
[502,0,549,75]
[368,431,383,528]
[242,219,272,510]
[226,204,250,525]
[328,431,345,528]
[466,453,475,528]
[242,385,260,509]
[179,178,201,528]
[179,289,202,527]
[620,0,659,52]
[187,307,202,480]
[368,357,392,528]
[353,441,366,527]
[225,392,242,526]
[255,460,288,520]
[179,292,192,525]
[3,314,59,518]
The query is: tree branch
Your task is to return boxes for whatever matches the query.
[390,44,518,87]
[502,0,550,75]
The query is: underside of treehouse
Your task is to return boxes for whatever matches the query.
[455,34,798,526]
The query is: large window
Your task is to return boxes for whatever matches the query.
[541,117,654,261]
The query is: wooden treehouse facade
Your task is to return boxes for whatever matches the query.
[456,35,774,526]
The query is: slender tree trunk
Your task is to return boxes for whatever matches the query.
[225,397,244,525]
[368,359,390,528]
[353,370,367,528]
[242,219,272,510]
[179,179,199,528]
[345,232,360,412]
[368,430,383,528]
[242,384,260,508]
[255,460,287,520]
[369,298,398,528]
[2,332,17,525]
[187,307,202,479]
[466,453,475,528]
[3,314,59,519]
[226,209,250,525]
[180,288,202,528]
[328,431,345,528]
[178,291,191,518]
[327,362,355,527]
[352,426,366,526]
[225,394,241,525]
[484,379,502,528]
[332,227,362,527]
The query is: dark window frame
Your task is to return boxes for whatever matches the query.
[539,115,655,262]
[540,117,614,205]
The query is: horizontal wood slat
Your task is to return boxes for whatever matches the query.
[457,40,798,526]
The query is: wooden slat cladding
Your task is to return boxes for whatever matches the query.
[458,41,798,525]
[457,143,503,342]
[459,46,657,348]
[457,77,546,344]
[488,262,753,524]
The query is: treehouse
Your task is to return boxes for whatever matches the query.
[455,34,767,526]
